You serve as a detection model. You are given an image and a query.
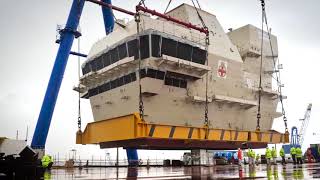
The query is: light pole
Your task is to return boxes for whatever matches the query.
[70,149,77,160]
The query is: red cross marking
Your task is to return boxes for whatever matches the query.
[218,64,227,77]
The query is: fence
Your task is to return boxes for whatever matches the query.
[53,157,170,167]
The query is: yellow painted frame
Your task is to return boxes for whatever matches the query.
[76,113,289,145]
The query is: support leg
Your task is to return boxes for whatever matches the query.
[126,148,139,166]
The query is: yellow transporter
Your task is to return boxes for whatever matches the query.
[77,113,288,149]
[76,4,289,149]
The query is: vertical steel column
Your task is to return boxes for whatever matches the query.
[31,0,85,149]
[126,148,139,166]
[101,0,115,35]
[101,0,138,165]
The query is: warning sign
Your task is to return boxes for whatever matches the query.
[217,60,227,78]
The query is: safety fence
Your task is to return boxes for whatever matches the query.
[52,158,170,167]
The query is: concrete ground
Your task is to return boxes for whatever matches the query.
[46,163,320,179]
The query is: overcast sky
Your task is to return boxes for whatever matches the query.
[0,0,319,160]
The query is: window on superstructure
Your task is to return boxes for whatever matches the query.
[87,72,137,98]
[177,42,192,61]
[161,37,177,58]
[150,35,206,65]
[131,72,137,81]
[139,68,165,80]
[88,88,99,97]
[117,76,124,87]
[146,69,156,78]
[81,34,159,75]
[164,77,187,88]
[124,74,131,84]
[151,35,161,57]
[140,35,150,59]
[110,79,117,89]
[140,68,146,78]
[102,82,111,92]
[118,43,128,60]
[164,77,173,86]
[168,71,196,80]
[82,63,90,75]
[155,70,165,80]
[180,80,187,88]
[192,47,206,64]
[90,59,97,72]
[102,52,111,68]
[96,56,104,70]
[164,71,188,88]
[128,39,139,59]
[110,47,119,64]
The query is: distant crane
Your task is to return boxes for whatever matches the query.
[298,103,312,146]
[291,103,312,147]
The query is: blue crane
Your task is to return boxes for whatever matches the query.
[283,103,312,153]
[31,0,138,164]
[291,103,312,147]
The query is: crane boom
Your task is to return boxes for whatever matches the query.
[298,103,312,146]
[31,0,85,152]
[31,0,139,164]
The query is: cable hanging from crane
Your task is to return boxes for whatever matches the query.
[190,0,210,128]
[204,36,210,129]
[195,0,202,10]
[135,8,144,120]
[191,0,207,29]
[263,10,289,133]
[77,2,82,132]
[164,0,172,13]
[139,0,146,7]
[77,36,82,131]
[259,0,289,133]
[256,0,265,131]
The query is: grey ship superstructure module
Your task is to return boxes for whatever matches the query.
[76,3,289,149]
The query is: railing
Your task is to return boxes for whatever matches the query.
[52,158,170,167]
[140,16,207,46]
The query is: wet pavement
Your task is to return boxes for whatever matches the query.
[47,163,320,179]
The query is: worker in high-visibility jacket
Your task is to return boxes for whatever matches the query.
[296,147,303,164]
[248,148,254,166]
[265,147,272,166]
[280,147,286,165]
[251,149,256,165]
[41,155,54,169]
[271,147,277,164]
[290,147,297,165]
[43,171,52,180]
[248,164,256,178]
[293,168,304,179]
[255,154,260,165]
